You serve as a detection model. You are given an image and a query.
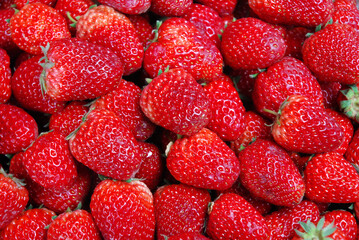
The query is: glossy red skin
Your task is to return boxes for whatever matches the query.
[345,129,359,165]
[167,128,240,190]
[265,200,320,240]
[203,79,246,141]
[98,0,150,14]
[150,0,192,16]
[0,171,29,230]
[248,0,334,27]
[272,95,344,154]
[140,68,211,136]
[284,27,311,59]
[144,18,223,82]
[302,23,359,84]
[0,9,20,56]
[239,139,305,207]
[253,57,324,120]
[323,210,357,240]
[221,17,287,70]
[304,152,359,203]
[168,233,211,240]
[0,48,11,103]
[196,0,236,17]
[127,14,154,48]
[0,104,38,154]
[319,81,342,109]
[69,108,142,181]
[0,208,56,240]
[11,56,66,114]
[47,209,101,240]
[9,3,71,55]
[206,193,269,240]
[154,184,211,240]
[90,180,155,240]
[93,79,156,141]
[76,5,143,75]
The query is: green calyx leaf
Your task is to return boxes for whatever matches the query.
[295,217,336,240]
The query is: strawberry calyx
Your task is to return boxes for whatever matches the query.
[306,18,334,37]
[294,217,336,240]
[249,68,266,79]
[65,107,92,140]
[0,167,26,188]
[39,43,55,97]
[339,84,359,122]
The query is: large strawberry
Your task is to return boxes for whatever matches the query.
[168,233,211,240]
[338,84,359,123]
[40,38,124,101]
[90,179,155,240]
[323,210,357,240]
[14,0,57,9]
[0,48,11,103]
[196,0,236,17]
[150,0,193,16]
[0,9,20,56]
[140,68,211,136]
[127,14,154,49]
[345,128,359,165]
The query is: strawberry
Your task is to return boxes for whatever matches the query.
[127,14,155,48]
[0,208,56,240]
[9,151,28,180]
[283,27,311,60]
[345,128,359,165]
[248,0,334,27]
[320,81,342,109]
[166,128,240,190]
[338,84,359,123]
[203,78,246,141]
[150,0,193,17]
[334,0,357,9]
[323,210,357,240]
[97,0,151,14]
[90,179,155,240]
[0,168,29,230]
[239,139,305,207]
[265,200,320,240]
[196,0,237,17]
[206,193,269,239]
[69,108,142,181]
[92,79,156,141]
[14,0,57,9]
[0,0,14,10]
[40,38,123,101]
[76,5,143,75]
[0,9,20,57]
[0,103,38,154]
[0,48,11,104]
[332,0,359,31]
[9,3,71,55]
[221,17,287,70]
[168,233,211,240]
[46,209,101,240]
[271,95,345,154]
[140,68,211,136]
[302,23,359,84]
[304,152,359,203]
[252,56,324,120]
[154,184,211,239]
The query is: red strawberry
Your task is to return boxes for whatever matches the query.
[127,14,155,48]
[239,139,305,207]
[0,168,29,230]
[0,48,11,104]
[69,108,142,181]
[90,179,155,240]
[221,17,287,70]
[154,184,211,240]
[302,23,359,84]
[168,233,211,240]
[40,37,123,101]
[252,56,324,120]
[76,5,143,75]
[271,95,344,154]
[9,151,28,180]
[345,128,359,165]
[0,103,38,154]
[304,152,359,203]
[150,0,193,17]
[14,0,57,9]
[0,208,56,240]
[140,68,211,136]
[283,26,311,59]
[323,210,357,240]
[265,200,320,240]
[167,128,240,190]
[206,193,269,240]
[9,3,71,55]
[196,0,237,17]
[46,209,101,240]
[248,0,334,27]
[97,0,151,14]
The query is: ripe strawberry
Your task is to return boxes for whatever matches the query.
[338,84,359,123]
[248,0,334,27]
[9,151,28,180]
[140,68,211,136]
[332,0,359,31]
[9,3,71,55]
[46,209,101,240]
[283,26,311,59]
[239,139,305,207]
[14,0,57,9]
[323,210,357,240]
[0,9,19,56]
[345,128,359,165]
[320,81,342,109]
[127,14,155,48]
[221,17,287,70]
[265,200,320,240]
[196,0,236,17]
[154,184,211,240]
[271,95,344,154]
[97,0,151,14]
[0,0,14,10]
[0,48,11,103]
[0,168,29,230]
[304,152,359,203]
[252,56,324,120]
[0,103,38,154]
[40,37,123,101]
[0,208,56,240]
[167,128,240,190]
[150,0,193,16]
[302,23,359,84]
[76,5,143,75]
[90,179,155,240]
[168,233,211,240]
[206,193,269,239]
[69,108,142,181]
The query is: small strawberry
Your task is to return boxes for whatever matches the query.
[323,210,357,240]
[167,128,240,190]
[196,0,237,17]
[9,3,71,55]
[97,0,151,14]
[154,184,211,240]
[168,233,211,240]
[127,14,155,48]
[332,0,359,31]
[0,48,11,104]
[90,179,155,240]
[150,0,193,17]
[345,128,359,165]
[320,81,342,109]
[304,152,359,203]
[283,26,311,60]
[14,0,57,9]
[206,193,269,239]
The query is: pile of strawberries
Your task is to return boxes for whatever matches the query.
[1,0,359,239]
